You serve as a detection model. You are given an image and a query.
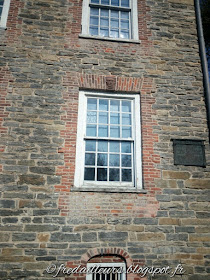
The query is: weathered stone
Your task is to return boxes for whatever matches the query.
[162,171,190,180]
[185,179,210,189]
[18,174,45,186]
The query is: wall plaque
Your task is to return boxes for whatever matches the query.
[173,139,206,167]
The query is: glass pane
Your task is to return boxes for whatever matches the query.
[97,168,107,181]
[120,31,129,39]
[111,0,119,6]
[111,19,119,28]
[86,125,97,137]
[100,28,109,37]
[121,11,129,19]
[0,0,4,5]
[99,125,108,137]
[122,169,132,182]
[110,113,120,124]
[97,153,108,166]
[84,168,95,180]
[110,30,119,38]
[121,20,129,29]
[111,10,119,19]
[110,100,120,111]
[98,141,108,152]
[101,9,109,17]
[122,154,131,167]
[101,0,109,4]
[91,0,100,3]
[87,111,97,123]
[90,7,99,16]
[99,99,108,111]
[110,141,120,152]
[87,98,97,110]
[90,17,99,26]
[110,126,120,138]
[121,141,131,153]
[86,140,96,151]
[90,27,99,36]
[100,18,109,27]
[122,100,131,112]
[85,153,95,165]
[121,0,129,7]
[122,113,131,125]
[109,154,120,166]
[0,7,2,14]
[99,112,108,124]
[122,127,132,138]
[109,168,120,181]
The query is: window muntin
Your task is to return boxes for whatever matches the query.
[74,91,142,190]
[84,97,134,184]
[0,0,11,28]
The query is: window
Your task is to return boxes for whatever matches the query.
[86,263,126,280]
[74,91,142,190]
[0,0,11,28]
[81,0,138,41]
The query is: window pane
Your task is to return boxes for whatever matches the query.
[122,169,132,181]
[110,113,120,124]
[99,125,108,137]
[100,18,109,27]
[110,141,120,152]
[85,153,95,165]
[122,100,131,112]
[121,142,131,153]
[86,125,97,136]
[111,10,119,19]
[121,20,129,29]
[121,11,129,19]
[111,0,119,6]
[91,0,99,3]
[0,0,4,6]
[86,140,96,151]
[97,153,108,166]
[120,31,129,39]
[87,111,97,123]
[110,126,120,138]
[90,17,99,26]
[101,9,109,17]
[101,0,109,4]
[0,7,2,15]
[110,100,120,111]
[90,27,99,35]
[121,0,129,7]
[109,168,120,181]
[122,113,131,125]
[110,30,119,38]
[90,7,99,16]
[109,154,120,166]
[98,141,108,152]
[122,126,132,138]
[87,98,97,110]
[97,168,107,181]
[122,154,131,167]
[84,168,95,180]
[111,19,119,28]
[99,112,108,124]
[99,99,108,111]
[100,28,109,37]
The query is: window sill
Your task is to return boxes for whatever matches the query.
[71,186,147,193]
[79,34,141,44]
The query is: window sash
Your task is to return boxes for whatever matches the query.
[0,0,10,28]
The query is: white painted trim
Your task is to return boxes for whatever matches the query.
[0,0,11,29]
[81,0,139,40]
[74,90,143,190]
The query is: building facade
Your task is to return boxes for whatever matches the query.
[0,0,210,279]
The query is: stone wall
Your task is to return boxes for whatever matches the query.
[0,0,209,279]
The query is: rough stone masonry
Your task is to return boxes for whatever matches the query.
[0,0,210,279]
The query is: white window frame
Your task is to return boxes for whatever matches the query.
[74,90,142,190]
[0,0,11,29]
[86,262,126,280]
[81,0,139,41]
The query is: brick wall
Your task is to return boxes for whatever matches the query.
[0,0,209,279]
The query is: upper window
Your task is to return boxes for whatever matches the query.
[0,0,11,28]
[74,91,142,190]
[81,0,139,41]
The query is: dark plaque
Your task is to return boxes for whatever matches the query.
[173,139,206,167]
